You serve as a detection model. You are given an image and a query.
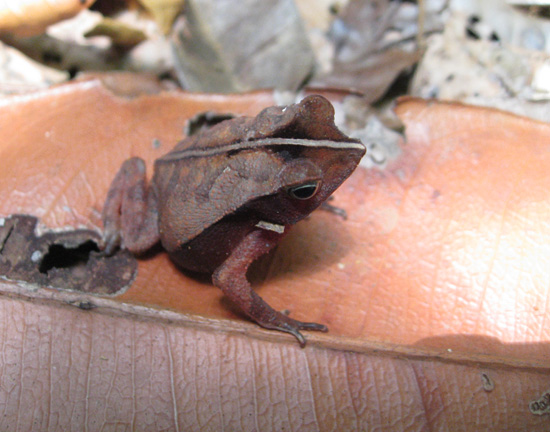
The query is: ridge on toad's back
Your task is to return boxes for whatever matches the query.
[156,138,366,162]
[158,95,360,159]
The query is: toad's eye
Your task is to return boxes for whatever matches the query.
[287,181,320,200]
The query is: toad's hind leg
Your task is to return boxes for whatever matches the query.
[212,228,328,347]
[102,157,159,255]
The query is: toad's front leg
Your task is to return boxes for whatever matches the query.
[102,157,160,255]
[212,228,328,347]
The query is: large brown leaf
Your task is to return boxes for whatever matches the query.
[0,79,548,430]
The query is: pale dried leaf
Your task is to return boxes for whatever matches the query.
[138,0,185,34]
[0,281,548,430]
[0,40,68,95]
[411,11,550,119]
[311,0,428,102]
[171,0,314,92]
[84,17,147,47]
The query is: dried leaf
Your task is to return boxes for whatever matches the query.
[171,0,314,92]
[0,0,96,36]
[0,285,547,430]
[411,11,550,121]
[314,48,422,103]
[0,79,549,361]
[0,40,68,94]
[1,9,173,79]
[0,79,549,429]
[84,16,147,47]
[311,0,425,102]
[138,0,184,34]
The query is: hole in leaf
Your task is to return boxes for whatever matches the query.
[39,240,100,274]
[0,215,136,295]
